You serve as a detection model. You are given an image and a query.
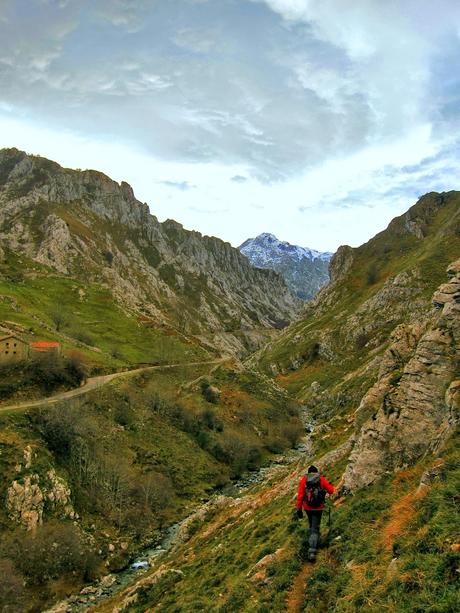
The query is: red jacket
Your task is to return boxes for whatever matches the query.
[296,474,334,511]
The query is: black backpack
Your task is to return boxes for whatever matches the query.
[304,473,326,508]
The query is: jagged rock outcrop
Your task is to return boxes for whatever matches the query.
[5,446,76,530]
[329,245,354,283]
[343,260,460,491]
[6,474,44,531]
[0,148,301,355]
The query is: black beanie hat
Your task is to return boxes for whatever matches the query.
[307,465,319,473]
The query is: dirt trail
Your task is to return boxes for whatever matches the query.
[0,359,225,414]
[285,561,315,613]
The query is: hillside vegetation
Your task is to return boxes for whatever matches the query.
[0,167,458,613]
[253,192,459,401]
[0,362,303,612]
[0,248,207,403]
[98,429,459,613]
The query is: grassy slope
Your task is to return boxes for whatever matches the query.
[105,423,459,613]
[0,249,208,401]
[1,191,458,611]
[101,193,460,612]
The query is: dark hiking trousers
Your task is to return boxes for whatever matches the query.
[306,510,323,555]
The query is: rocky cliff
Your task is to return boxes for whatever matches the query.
[239,232,332,301]
[344,259,459,490]
[0,149,301,355]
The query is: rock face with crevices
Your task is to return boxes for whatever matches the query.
[5,446,76,531]
[343,260,460,490]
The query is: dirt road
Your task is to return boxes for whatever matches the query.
[0,359,225,414]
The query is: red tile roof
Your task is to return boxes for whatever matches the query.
[30,341,60,348]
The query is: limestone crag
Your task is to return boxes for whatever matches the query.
[343,260,460,491]
[6,445,76,530]
[0,148,301,355]
[329,245,354,283]
[6,474,44,531]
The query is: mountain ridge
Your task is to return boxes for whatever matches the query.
[0,168,458,612]
[0,148,302,356]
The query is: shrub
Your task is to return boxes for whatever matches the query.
[114,402,136,427]
[3,522,100,585]
[48,309,69,332]
[110,348,124,361]
[247,445,262,470]
[286,401,300,417]
[34,403,77,458]
[218,433,252,477]
[146,392,171,416]
[201,408,224,432]
[281,422,304,447]
[303,342,320,364]
[266,437,287,454]
[16,353,88,394]
[0,558,25,612]
[65,353,88,384]
[70,327,94,346]
[366,264,379,285]
[354,332,369,350]
[201,380,221,404]
[103,250,114,265]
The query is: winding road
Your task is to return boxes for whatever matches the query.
[0,359,226,414]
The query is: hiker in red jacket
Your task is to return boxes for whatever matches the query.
[294,465,335,561]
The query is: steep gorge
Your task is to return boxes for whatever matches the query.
[0,158,459,612]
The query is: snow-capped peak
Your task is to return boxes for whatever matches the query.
[239,233,333,265]
[238,233,334,301]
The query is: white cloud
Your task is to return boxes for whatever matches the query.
[2,1,460,251]
[173,27,218,53]
[93,0,155,32]
[2,113,459,253]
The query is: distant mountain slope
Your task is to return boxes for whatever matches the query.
[239,233,332,300]
[0,149,302,356]
[253,192,459,385]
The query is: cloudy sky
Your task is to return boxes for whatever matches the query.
[1,0,460,251]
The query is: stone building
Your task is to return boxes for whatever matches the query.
[0,334,29,364]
